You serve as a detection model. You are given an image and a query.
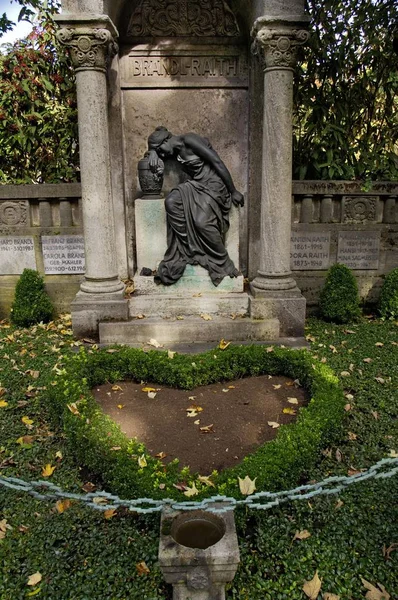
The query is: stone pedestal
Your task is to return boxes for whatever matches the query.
[159,507,240,600]
[249,16,310,337]
[55,14,127,337]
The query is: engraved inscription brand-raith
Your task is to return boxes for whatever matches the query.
[127,0,240,37]
[131,55,239,78]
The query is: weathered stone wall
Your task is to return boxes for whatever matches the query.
[0,184,83,318]
[290,181,398,307]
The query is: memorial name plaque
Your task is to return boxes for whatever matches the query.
[337,231,380,269]
[42,235,85,275]
[120,51,248,88]
[290,232,330,270]
[0,236,36,274]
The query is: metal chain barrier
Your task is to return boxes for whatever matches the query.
[0,457,397,514]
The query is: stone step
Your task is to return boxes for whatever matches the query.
[129,292,249,318]
[99,316,280,346]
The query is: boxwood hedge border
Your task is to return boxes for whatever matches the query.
[46,344,346,500]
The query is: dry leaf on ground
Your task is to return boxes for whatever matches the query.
[136,561,150,575]
[287,397,299,404]
[184,483,199,497]
[104,508,117,520]
[200,313,212,320]
[138,454,147,468]
[267,421,280,429]
[323,594,340,600]
[198,475,215,487]
[238,475,257,496]
[303,570,322,599]
[56,499,72,514]
[283,407,296,415]
[148,338,163,348]
[27,573,42,587]
[360,578,390,600]
[42,464,56,477]
[293,530,311,541]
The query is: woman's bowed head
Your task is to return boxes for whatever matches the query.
[147,126,244,287]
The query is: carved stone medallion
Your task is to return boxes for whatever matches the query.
[127,0,240,37]
[342,196,378,223]
[0,201,28,227]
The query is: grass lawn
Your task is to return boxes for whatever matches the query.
[0,315,397,599]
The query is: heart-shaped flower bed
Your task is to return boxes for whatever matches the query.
[47,345,345,500]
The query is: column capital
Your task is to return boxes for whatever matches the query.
[251,16,310,70]
[54,14,118,72]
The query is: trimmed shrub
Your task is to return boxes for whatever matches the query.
[46,345,346,500]
[378,267,398,319]
[11,269,54,327]
[319,263,361,323]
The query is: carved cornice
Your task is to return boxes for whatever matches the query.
[252,18,310,70]
[56,26,118,71]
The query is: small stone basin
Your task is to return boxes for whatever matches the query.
[171,511,226,549]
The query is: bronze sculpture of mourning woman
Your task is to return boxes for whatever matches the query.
[146,126,244,287]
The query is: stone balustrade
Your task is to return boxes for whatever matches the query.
[292,181,398,224]
[0,183,83,230]
[0,180,397,316]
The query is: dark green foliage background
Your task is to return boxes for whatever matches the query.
[294,0,398,180]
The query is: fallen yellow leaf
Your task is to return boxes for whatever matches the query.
[104,508,117,520]
[219,338,231,350]
[287,397,299,404]
[136,561,150,575]
[293,529,311,541]
[27,572,42,587]
[56,499,72,513]
[360,578,390,600]
[303,570,322,599]
[0,400,8,408]
[21,416,34,426]
[198,475,215,488]
[16,435,34,446]
[142,387,156,393]
[148,338,163,348]
[167,350,176,359]
[67,403,80,416]
[184,483,199,497]
[200,313,212,321]
[138,454,147,468]
[267,421,280,428]
[283,407,296,415]
[273,384,282,390]
[238,475,257,496]
[199,424,214,433]
[117,404,125,409]
[323,594,340,600]
[112,385,123,391]
[42,464,56,477]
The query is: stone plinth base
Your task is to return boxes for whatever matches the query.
[249,288,306,337]
[99,315,279,346]
[71,290,129,339]
[129,292,248,318]
[134,267,244,295]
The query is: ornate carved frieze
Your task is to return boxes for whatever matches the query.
[342,196,378,223]
[0,201,29,228]
[127,0,240,37]
[56,27,118,71]
[253,25,309,70]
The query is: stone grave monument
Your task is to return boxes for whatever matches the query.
[55,0,310,346]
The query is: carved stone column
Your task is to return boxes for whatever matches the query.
[249,16,309,336]
[55,15,127,337]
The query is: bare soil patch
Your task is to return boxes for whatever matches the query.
[93,375,308,474]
